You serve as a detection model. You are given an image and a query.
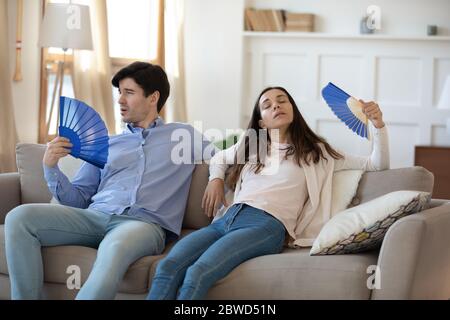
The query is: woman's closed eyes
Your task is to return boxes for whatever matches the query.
[262,99,288,110]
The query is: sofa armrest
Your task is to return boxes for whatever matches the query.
[428,198,450,208]
[0,172,21,224]
[372,203,450,299]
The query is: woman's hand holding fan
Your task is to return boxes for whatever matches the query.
[359,99,385,129]
[321,82,385,139]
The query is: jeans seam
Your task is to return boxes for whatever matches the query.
[35,228,105,239]
[157,254,201,300]
[225,203,243,230]
[188,229,284,298]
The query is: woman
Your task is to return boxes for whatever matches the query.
[147,86,389,300]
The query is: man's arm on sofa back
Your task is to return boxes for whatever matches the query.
[0,173,21,224]
[373,203,450,299]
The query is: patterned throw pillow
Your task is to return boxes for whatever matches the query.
[310,190,431,255]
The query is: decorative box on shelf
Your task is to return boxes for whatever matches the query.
[284,12,314,32]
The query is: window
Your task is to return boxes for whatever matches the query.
[38,0,163,142]
[107,0,159,61]
[107,0,162,134]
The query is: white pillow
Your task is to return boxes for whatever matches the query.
[331,170,364,215]
[310,190,431,255]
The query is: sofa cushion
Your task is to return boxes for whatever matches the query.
[0,225,6,275]
[311,191,431,255]
[182,163,211,229]
[40,245,160,294]
[204,248,378,299]
[16,143,52,204]
[4,229,376,299]
[351,166,434,206]
[1,225,153,293]
[0,225,198,295]
[16,143,82,204]
[0,224,170,294]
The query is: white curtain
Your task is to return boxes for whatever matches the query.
[164,0,187,123]
[0,0,18,172]
[72,0,116,135]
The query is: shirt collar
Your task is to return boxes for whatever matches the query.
[125,117,164,134]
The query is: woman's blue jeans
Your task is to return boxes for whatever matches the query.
[147,203,286,300]
[4,203,165,300]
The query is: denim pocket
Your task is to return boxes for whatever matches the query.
[224,203,244,225]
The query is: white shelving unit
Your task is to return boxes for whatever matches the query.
[243,32,450,42]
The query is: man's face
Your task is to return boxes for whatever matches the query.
[118,77,157,127]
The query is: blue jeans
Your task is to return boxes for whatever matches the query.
[147,203,286,300]
[4,203,165,300]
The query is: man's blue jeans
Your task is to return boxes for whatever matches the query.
[147,203,286,300]
[4,203,165,299]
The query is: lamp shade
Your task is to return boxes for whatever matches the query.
[39,3,93,50]
[437,75,450,110]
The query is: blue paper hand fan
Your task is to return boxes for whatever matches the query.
[321,82,369,139]
[59,96,109,169]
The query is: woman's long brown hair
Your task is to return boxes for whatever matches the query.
[225,86,343,190]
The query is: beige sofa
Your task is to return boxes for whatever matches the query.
[1,143,450,300]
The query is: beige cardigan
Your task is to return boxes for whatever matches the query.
[209,125,389,247]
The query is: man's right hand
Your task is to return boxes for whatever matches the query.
[43,136,73,168]
[201,178,228,218]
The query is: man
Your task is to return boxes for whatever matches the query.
[5,62,214,299]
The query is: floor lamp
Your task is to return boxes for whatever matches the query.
[38,3,93,141]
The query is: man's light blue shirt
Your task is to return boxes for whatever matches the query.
[44,117,215,239]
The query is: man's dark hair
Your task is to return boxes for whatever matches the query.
[112,62,170,113]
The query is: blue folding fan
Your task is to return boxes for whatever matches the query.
[321,82,369,139]
[59,96,109,169]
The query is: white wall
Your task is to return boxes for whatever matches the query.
[8,0,42,143]
[243,35,450,168]
[184,0,244,136]
[184,0,450,135]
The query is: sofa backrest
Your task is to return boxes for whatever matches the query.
[15,143,211,229]
[350,166,434,207]
[182,164,211,229]
[16,143,57,204]
[15,144,435,231]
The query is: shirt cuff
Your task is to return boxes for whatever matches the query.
[208,167,226,181]
[43,164,62,188]
[372,124,387,135]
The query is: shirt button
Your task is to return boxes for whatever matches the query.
[140,155,144,158]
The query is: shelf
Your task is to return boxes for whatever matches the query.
[243,31,450,41]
